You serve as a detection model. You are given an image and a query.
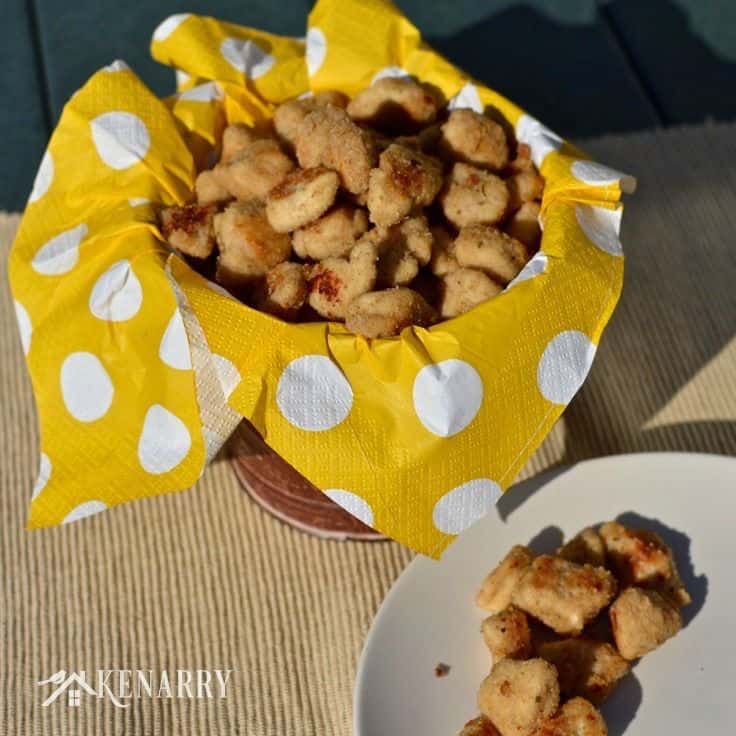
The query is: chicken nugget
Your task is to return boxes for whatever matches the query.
[160,203,217,259]
[557,527,607,568]
[507,143,533,174]
[292,203,369,260]
[214,139,295,201]
[195,169,231,205]
[533,697,607,736]
[599,521,691,606]
[221,123,260,163]
[345,287,437,338]
[273,92,349,150]
[476,545,535,614]
[458,715,501,736]
[481,606,532,662]
[440,163,509,228]
[253,261,308,319]
[455,225,528,284]
[440,109,510,171]
[429,225,460,277]
[370,215,433,287]
[438,268,502,319]
[296,105,375,194]
[306,240,377,320]
[537,638,629,705]
[214,201,291,287]
[511,556,617,636]
[366,143,443,227]
[477,658,559,736]
[505,201,541,253]
[507,169,544,212]
[265,166,339,233]
[347,77,440,133]
[610,587,682,660]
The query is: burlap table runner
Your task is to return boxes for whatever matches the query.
[1,124,734,735]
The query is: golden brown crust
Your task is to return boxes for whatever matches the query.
[440,163,510,228]
[458,715,502,736]
[292,204,369,260]
[440,109,510,171]
[536,638,629,705]
[481,606,532,662]
[532,697,607,736]
[609,587,682,660]
[220,123,260,163]
[507,169,544,212]
[438,268,503,318]
[476,545,535,614]
[160,204,217,259]
[295,105,376,194]
[265,166,339,233]
[511,555,617,636]
[505,201,541,252]
[254,261,308,318]
[557,527,607,568]
[195,169,232,205]
[347,77,441,133]
[455,225,528,284]
[344,287,437,338]
[477,658,559,736]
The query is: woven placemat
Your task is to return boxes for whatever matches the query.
[1,123,735,734]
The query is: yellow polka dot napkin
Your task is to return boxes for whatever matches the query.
[9,0,634,557]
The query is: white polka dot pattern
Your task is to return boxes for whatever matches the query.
[91,112,151,170]
[159,309,191,370]
[432,479,501,534]
[447,83,483,113]
[102,60,130,73]
[571,160,635,192]
[14,300,31,356]
[32,453,52,500]
[515,114,563,168]
[220,38,275,78]
[575,205,623,256]
[60,352,115,422]
[153,13,190,42]
[324,489,374,527]
[31,223,87,276]
[413,359,483,437]
[63,500,108,524]
[306,27,327,76]
[211,353,241,399]
[277,355,353,431]
[179,82,223,102]
[371,65,412,83]
[508,251,548,287]
[89,259,143,321]
[537,330,597,405]
[138,405,192,474]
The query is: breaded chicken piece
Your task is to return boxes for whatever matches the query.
[345,287,437,338]
[478,658,559,736]
[160,203,217,259]
[455,225,528,284]
[609,587,682,660]
[532,697,607,736]
[557,527,607,568]
[296,105,375,194]
[292,204,369,260]
[265,166,339,233]
[458,715,502,736]
[507,143,534,174]
[273,91,349,150]
[438,268,502,318]
[221,123,260,163]
[369,215,433,287]
[429,225,460,277]
[440,163,510,228]
[476,545,535,614]
[439,109,509,171]
[195,169,231,205]
[347,77,440,133]
[507,169,545,212]
[599,522,691,606]
[366,143,443,227]
[254,261,307,319]
[213,201,291,287]
[481,606,532,662]
[511,556,617,636]
[537,639,629,705]
[505,201,541,253]
[214,139,295,201]
[306,240,377,320]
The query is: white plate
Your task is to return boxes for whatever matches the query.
[354,453,736,736]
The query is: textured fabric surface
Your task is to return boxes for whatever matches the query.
[1,124,735,734]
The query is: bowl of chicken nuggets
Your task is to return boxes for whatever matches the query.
[159,78,545,336]
[354,454,736,736]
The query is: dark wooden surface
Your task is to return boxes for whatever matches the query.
[3,0,736,210]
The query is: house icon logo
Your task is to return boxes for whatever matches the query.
[37,671,99,707]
